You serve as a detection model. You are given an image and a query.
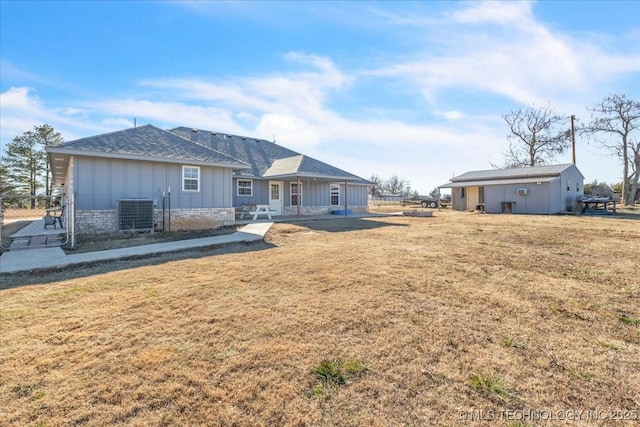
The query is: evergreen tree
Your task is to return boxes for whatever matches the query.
[1,124,63,206]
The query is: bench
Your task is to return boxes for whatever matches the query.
[249,204,274,220]
[44,206,64,229]
[239,204,257,219]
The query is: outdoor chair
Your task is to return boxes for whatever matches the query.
[44,204,64,229]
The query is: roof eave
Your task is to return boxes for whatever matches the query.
[47,147,249,169]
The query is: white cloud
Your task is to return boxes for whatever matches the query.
[450,1,534,27]
[365,0,639,109]
[2,1,634,193]
[442,110,464,120]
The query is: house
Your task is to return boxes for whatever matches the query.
[46,125,371,234]
[439,164,584,214]
[170,127,371,217]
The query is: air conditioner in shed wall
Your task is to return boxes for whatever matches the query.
[516,188,528,195]
[118,199,154,232]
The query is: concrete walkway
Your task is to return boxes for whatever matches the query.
[6,217,67,250]
[0,222,273,274]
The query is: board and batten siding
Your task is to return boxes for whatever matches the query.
[231,178,369,208]
[484,183,552,214]
[232,179,270,207]
[73,156,233,210]
[285,180,369,207]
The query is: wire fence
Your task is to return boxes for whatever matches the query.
[0,195,70,250]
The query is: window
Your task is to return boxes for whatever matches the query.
[237,179,253,196]
[566,181,571,192]
[270,183,280,200]
[182,166,200,192]
[330,184,340,206]
[576,182,580,192]
[291,182,302,206]
[461,187,466,199]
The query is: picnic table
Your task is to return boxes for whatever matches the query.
[580,197,617,214]
[249,204,273,220]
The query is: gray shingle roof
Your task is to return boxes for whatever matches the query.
[171,127,298,177]
[170,127,370,182]
[48,125,247,167]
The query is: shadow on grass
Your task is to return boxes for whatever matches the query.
[283,217,409,233]
[578,211,640,221]
[0,240,275,290]
[0,220,31,253]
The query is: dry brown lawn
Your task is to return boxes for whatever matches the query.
[1,208,639,426]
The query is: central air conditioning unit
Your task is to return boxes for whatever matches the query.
[516,188,528,195]
[118,199,154,232]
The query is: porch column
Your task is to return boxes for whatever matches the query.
[344,179,348,216]
[297,176,301,218]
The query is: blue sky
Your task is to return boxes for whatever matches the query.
[1,0,639,194]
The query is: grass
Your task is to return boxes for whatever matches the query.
[501,337,525,349]
[619,314,640,326]
[468,374,512,400]
[1,207,639,426]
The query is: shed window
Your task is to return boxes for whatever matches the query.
[291,182,302,206]
[237,179,253,196]
[330,184,340,206]
[182,166,200,192]
[461,187,466,198]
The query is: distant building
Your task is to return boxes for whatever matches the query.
[439,164,584,214]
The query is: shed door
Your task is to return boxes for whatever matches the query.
[269,181,283,215]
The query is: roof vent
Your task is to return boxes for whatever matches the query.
[192,128,198,133]
[211,132,216,135]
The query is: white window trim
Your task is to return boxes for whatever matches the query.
[237,179,253,197]
[330,184,340,206]
[290,181,302,206]
[182,165,200,192]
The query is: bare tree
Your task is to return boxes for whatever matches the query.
[502,103,571,167]
[368,174,384,197]
[629,138,640,203]
[582,94,640,205]
[384,175,406,195]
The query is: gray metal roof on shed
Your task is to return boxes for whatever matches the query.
[440,176,559,188]
[439,164,584,189]
[449,164,581,182]
[170,127,370,183]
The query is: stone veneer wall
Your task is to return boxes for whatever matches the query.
[283,205,369,216]
[75,210,117,234]
[75,208,235,234]
[167,208,235,231]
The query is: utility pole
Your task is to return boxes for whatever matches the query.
[570,115,576,164]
